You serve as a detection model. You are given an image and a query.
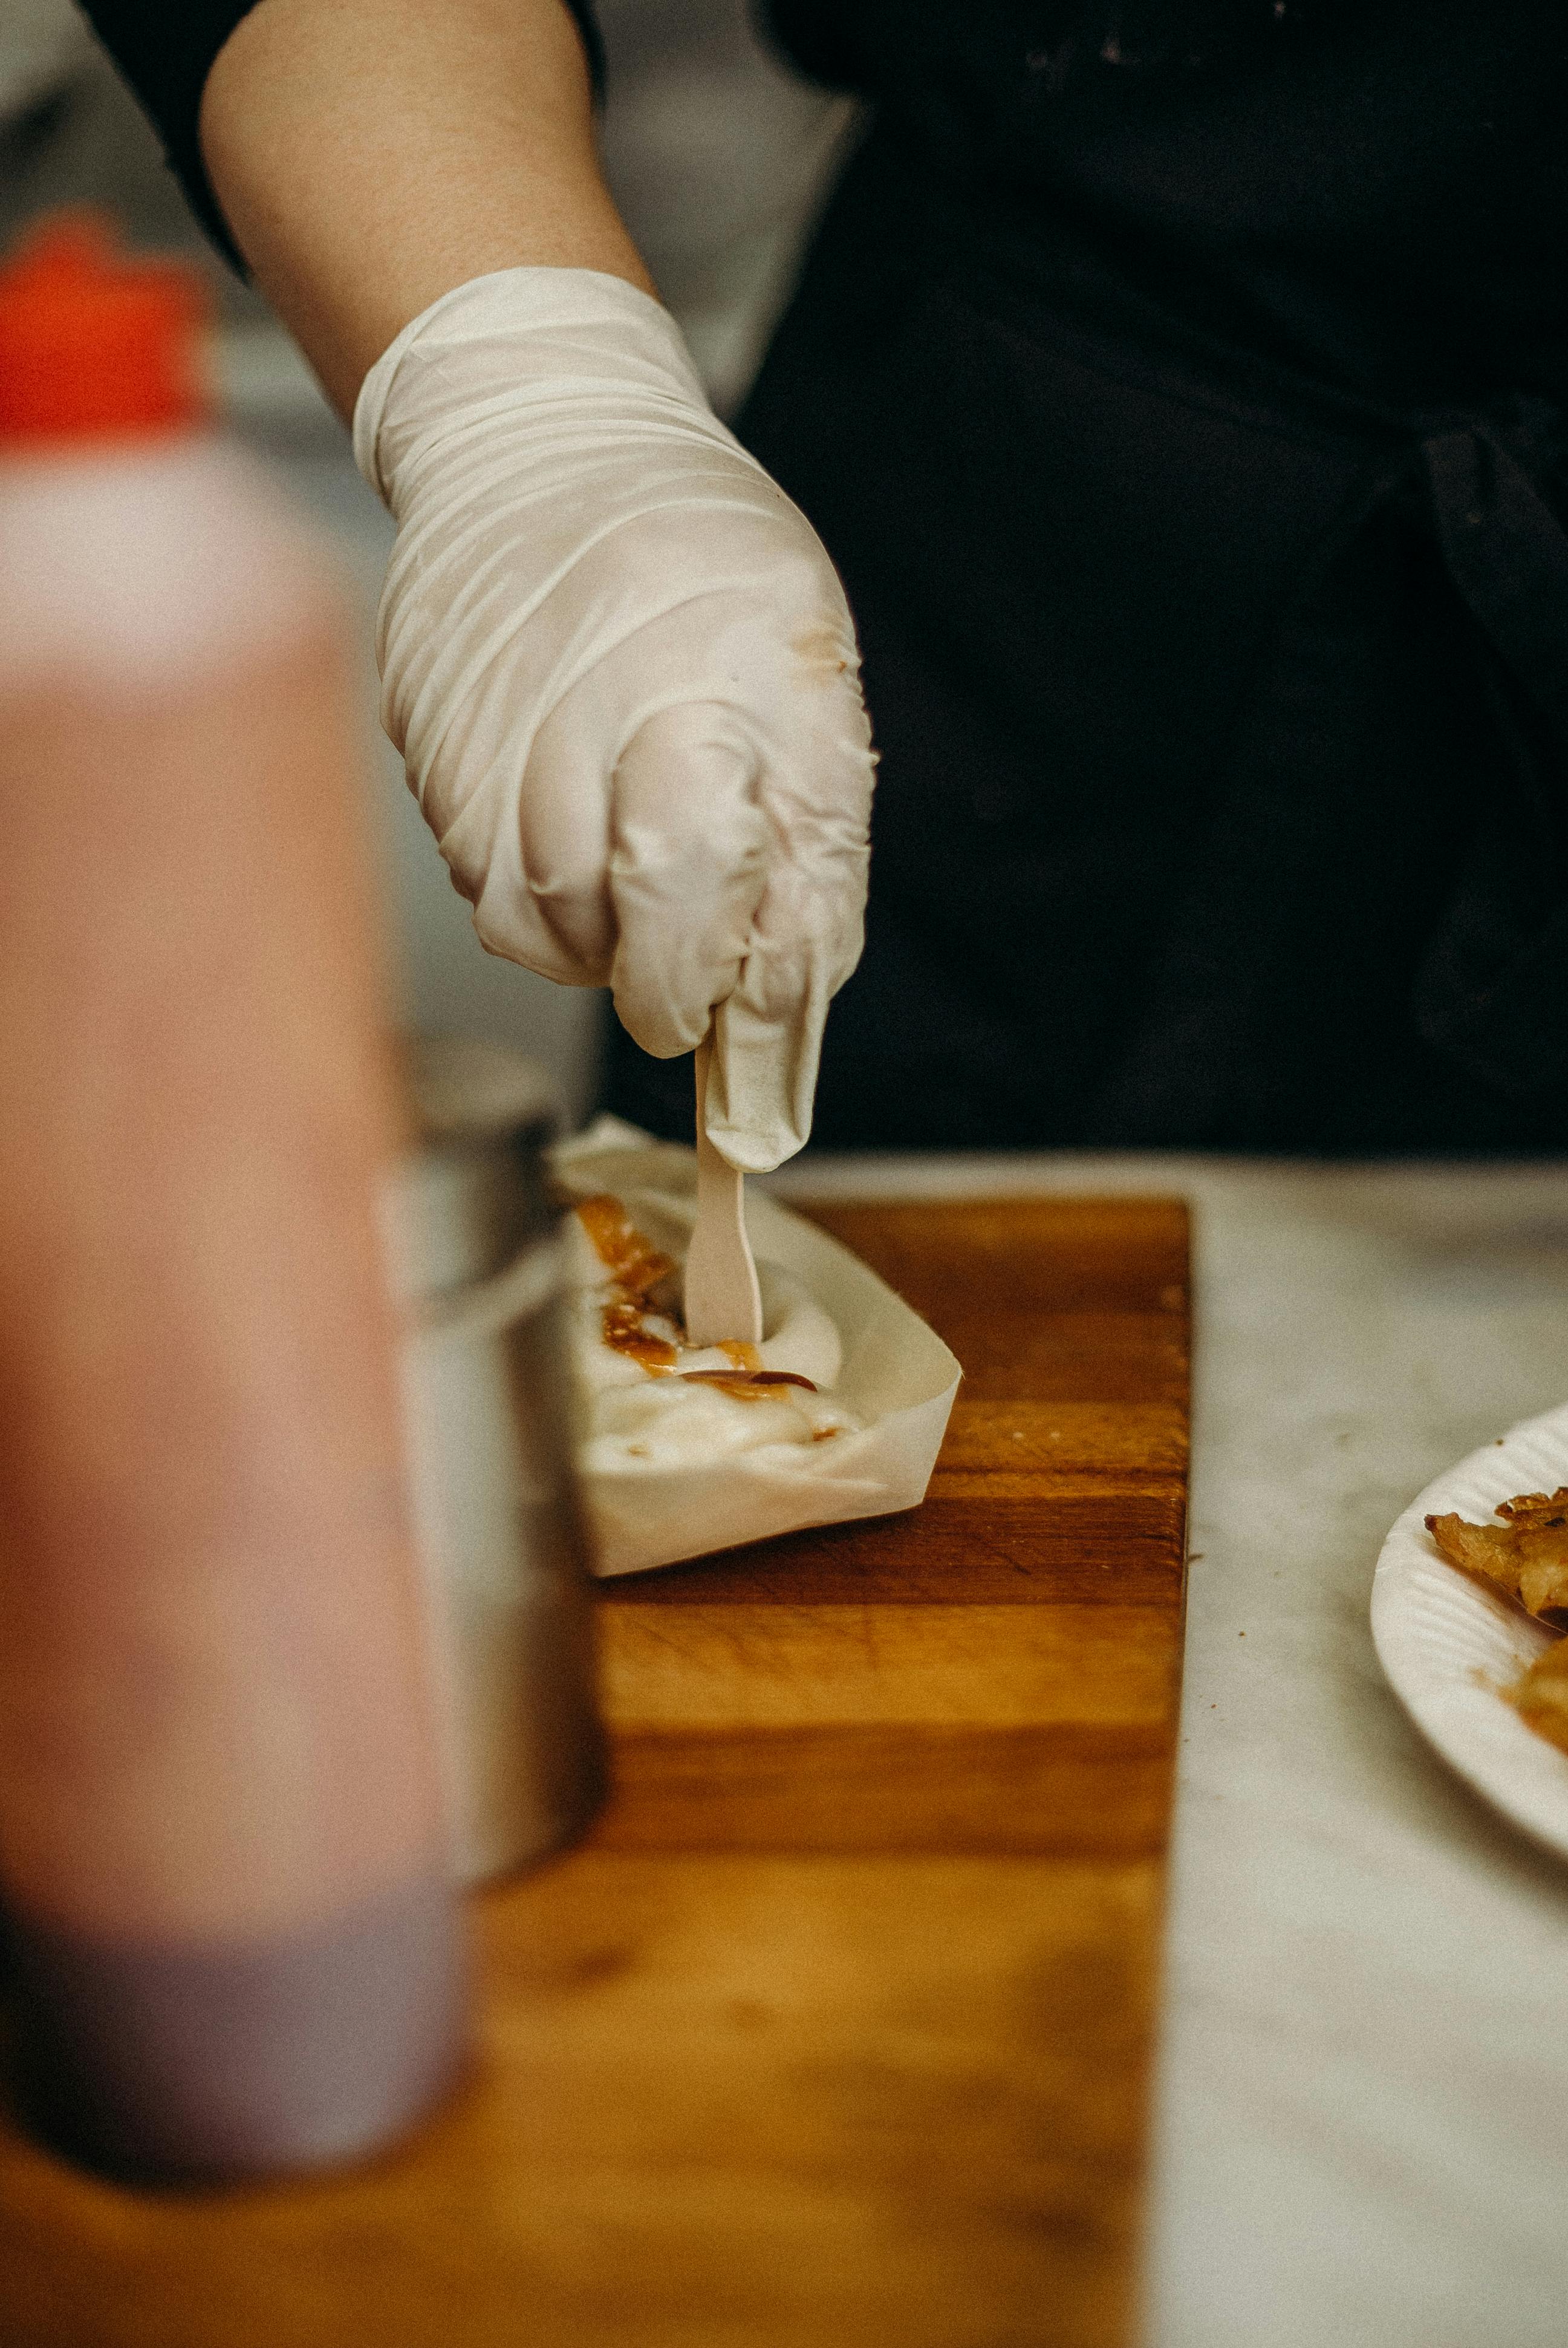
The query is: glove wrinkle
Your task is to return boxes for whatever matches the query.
[608,705,767,1060]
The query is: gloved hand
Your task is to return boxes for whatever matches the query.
[353,267,876,1172]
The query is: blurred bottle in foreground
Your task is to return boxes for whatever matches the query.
[0,214,467,2182]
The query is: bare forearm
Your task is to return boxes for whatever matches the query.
[200,0,654,418]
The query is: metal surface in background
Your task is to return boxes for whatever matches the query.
[396,1037,605,1887]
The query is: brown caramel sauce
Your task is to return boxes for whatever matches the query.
[679,1370,818,1400]
[576,1196,818,1396]
[577,1196,682,1371]
[601,1300,677,1372]
[575,1195,674,1304]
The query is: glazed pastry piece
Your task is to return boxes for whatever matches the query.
[562,1194,858,1473]
[1426,1489,1568,1758]
[1426,1489,1568,1623]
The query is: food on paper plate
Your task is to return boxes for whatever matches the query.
[1511,1639,1568,1756]
[1425,1489,1568,1623]
[563,1193,860,1474]
[1427,1489,1568,1755]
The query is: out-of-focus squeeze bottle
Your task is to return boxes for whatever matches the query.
[0,216,467,2182]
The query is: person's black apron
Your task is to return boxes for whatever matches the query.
[607,1,1568,1152]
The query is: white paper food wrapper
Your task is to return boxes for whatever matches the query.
[553,1120,962,1577]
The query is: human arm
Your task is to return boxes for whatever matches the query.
[79,0,876,1169]
[197,0,651,417]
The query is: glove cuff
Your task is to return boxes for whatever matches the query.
[351,267,709,506]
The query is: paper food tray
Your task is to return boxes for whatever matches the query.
[553,1121,962,1577]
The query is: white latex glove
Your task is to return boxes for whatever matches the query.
[352,267,875,1172]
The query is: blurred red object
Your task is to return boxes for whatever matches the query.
[0,208,209,443]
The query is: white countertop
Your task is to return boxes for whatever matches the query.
[768,1152,1568,2348]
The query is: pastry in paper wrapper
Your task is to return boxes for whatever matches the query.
[553,1124,961,1577]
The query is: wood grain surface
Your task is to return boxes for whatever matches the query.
[0,1197,1189,2348]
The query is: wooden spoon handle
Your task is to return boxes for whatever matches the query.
[685,1040,763,1347]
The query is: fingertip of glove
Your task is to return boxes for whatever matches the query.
[703,1128,801,1176]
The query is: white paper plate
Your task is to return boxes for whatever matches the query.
[1371,1400,1568,1856]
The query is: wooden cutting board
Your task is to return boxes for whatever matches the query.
[0,1196,1190,2348]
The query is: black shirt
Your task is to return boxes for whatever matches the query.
[772,1,1568,411]
[85,0,1568,413]
[79,3,1568,408]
